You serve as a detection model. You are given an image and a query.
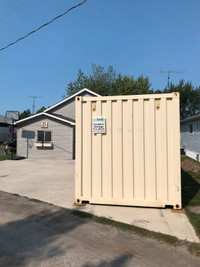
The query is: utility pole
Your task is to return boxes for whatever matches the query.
[160,71,183,90]
[29,96,42,115]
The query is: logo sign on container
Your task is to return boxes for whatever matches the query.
[92,116,106,134]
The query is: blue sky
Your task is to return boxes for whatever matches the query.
[0,0,199,115]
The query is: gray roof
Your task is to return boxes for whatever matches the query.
[44,88,100,113]
[51,113,75,123]
[16,88,100,125]
[0,115,6,123]
[181,114,200,124]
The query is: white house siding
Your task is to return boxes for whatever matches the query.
[17,116,73,159]
[48,91,96,120]
[180,119,200,161]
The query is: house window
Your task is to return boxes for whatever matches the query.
[196,123,199,131]
[188,124,193,134]
[38,131,51,142]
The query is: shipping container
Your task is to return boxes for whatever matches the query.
[75,93,181,209]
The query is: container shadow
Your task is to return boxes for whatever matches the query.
[0,207,86,266]
[83,254,133,267]
[181,168,200,208]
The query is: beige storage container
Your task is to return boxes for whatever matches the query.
[75,92,181,209]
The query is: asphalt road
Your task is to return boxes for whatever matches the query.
[0,191,199,267]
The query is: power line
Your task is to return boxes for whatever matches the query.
[0,0,29,23]
[0,0,87,52]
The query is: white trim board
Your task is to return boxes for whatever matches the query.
[45,113,75,125]
[15,88,100,125]
[44,88,101,113]
[15,112,42,125]
[15,112,75,126]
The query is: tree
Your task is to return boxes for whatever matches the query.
[66,69,88,97]
[65,64,116,97]
[111,74,152,95]
[19,109,31,120]
[64,64,200,119]
[164,80,200,119]
[87,64,116,96]
[134,75,153,94]
[36,106,46,114]
[19,106,46,120]
[64,64,152,97]
[110,73,135,95]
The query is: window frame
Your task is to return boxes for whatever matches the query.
[37,130,52,142]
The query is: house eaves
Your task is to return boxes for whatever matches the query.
[180,114,200,124]
[50,113,75,123]
[15,88,100,126]
[15,112,75,126]
[45,113,75,125]
[44,88,101,113]
[15,112,42,125]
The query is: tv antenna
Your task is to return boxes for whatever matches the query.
[160,70,183,90]
[29,96,42,115]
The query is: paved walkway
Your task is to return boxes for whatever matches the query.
[1,190,200,266]
[0,159,199,243]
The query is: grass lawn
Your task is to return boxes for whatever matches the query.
[0,154,16,161]
[181,156,200,239]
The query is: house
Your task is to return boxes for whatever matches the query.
[16,89,100,159]
[0,115,10,142]
[180,114,200,161]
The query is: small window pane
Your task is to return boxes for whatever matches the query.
[38,131,44,141]
[45,131,51,142]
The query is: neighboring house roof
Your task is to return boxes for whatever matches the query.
[15,88,99,125]
[44,88,100,113]
[181,114,200,124]
[44,113,75,125]
[50,113,75,123]
[0,115,5,123]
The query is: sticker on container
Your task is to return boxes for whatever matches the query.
[92,117,106,134]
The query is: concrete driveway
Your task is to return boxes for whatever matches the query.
[1,191,200,266]
[0,158,75,208]
[0,158,199,243]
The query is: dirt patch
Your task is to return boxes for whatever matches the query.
[171,209,185,214]
[181,159,200,173]
[189,206,200,214]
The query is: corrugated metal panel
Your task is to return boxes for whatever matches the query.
[75,93,181,209]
